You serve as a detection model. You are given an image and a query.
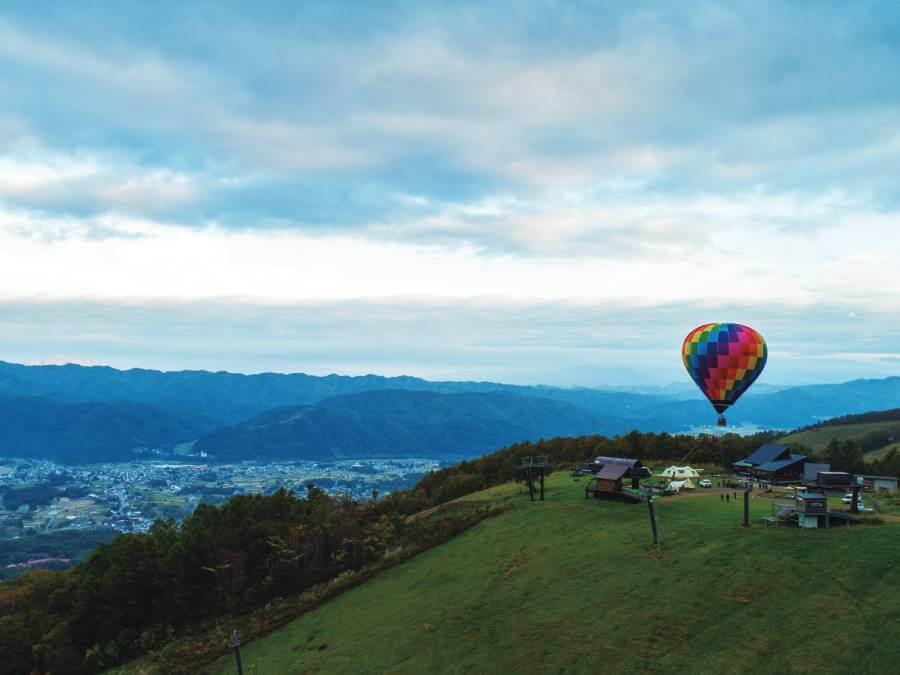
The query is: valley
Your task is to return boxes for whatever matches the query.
[0,456,443,578]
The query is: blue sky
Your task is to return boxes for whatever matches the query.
[1,1,899,385]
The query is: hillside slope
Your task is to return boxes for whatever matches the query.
[210,475,899,673]
[0,393,216,462]
[780,421,900,453]
[194,390,617,460]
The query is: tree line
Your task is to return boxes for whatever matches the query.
[0,482,500,673]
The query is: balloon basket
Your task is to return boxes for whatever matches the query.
[716,415,727,427]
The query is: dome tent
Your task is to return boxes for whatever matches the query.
[658,465,702,479]
[667,478,696,491]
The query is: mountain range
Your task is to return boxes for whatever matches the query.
[2,360,900,462]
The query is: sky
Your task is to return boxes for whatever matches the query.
[1,0,900,386]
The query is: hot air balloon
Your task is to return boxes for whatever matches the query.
[682,323,767,426]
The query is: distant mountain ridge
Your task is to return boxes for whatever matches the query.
[194,389,615,461]
[2,360,900,462]
[0,392,216,462]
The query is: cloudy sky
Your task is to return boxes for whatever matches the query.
[1,1,899,386]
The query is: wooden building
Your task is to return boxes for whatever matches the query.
[816,471,851,491]
[855,474,898,494]
[797,492,828,529]
[733,444,807,483]
[584,456,648,503]
[593,462,629,492]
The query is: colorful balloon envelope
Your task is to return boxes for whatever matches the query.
[682,323,767,426]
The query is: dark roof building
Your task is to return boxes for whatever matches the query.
[588,456,652,479]
[594,463,631,481]
[734,444,792,469]
[803,462,830,483]
[587,456,650,497]
[854,474,898,493]
[734,444,807,482]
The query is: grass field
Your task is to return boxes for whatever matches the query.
[209,475,900,674]
[780,421,900,453]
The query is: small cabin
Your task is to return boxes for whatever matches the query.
[594,462,629,492]
[584,456,651,489]
[816,471,851,491]
[798,492,827,514]
[584,456,647,503]
[796,492,827,528]
[855,474,898,494]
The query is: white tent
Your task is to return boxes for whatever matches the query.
[668,478,696,492]
[658,465,702,479]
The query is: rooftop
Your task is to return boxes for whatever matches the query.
[739,444,791,467]
[594,463,630,481]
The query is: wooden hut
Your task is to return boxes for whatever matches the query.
[797,492,828,528]
[593,462,630,492]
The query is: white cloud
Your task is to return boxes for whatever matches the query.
[0,3,899,380]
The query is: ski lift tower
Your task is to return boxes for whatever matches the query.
[517,455,551,501]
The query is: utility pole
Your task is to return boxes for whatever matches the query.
[526,464,535,501]
[539,465,545,501]
[646,496,659,551]
[229,629,244,675]
[743,488,750,528]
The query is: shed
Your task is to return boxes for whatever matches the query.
[593,463,630,493]
[803,462,830,484]
[817,471,851,490]
[796,492,828,528]
[797,492,828,514]
[585,456,651,489]
[855,474,898,494]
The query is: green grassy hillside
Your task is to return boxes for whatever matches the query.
[780,420,900,453]
[209,475,900,674]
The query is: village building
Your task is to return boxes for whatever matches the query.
[815,471,851,492]
[584,457,650,503]
[802,462,830,484]
[854,474,898,494]
[796,492,828,528]
[733,444,807,482]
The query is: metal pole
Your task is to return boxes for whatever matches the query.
[646,496,659,550]
[743,489,750,528]
[233,646,244,675]
[229,630,244,675]
[526,466,535,501]
[539,466,545,501]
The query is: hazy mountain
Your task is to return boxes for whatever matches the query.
[194,389,618,461]
[0,361,546,426]
[0,393,217,462]
[3,360,900,463]
[697,376,900,429]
